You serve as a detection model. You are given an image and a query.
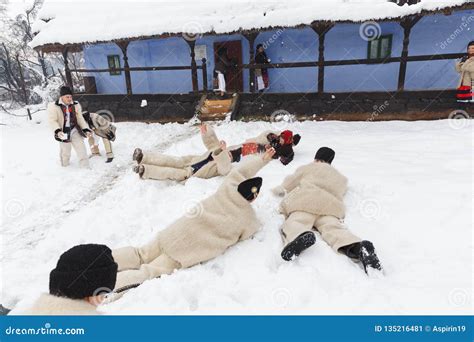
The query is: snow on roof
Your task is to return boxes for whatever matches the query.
[30,0,469,49]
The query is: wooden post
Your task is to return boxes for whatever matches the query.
[397,15,421,92]
[202,58,208,93]
[184,39,199,93]
[311,22,334,95]
[62,47,73,88]
[117,41,133,95]
[243,31,258,93]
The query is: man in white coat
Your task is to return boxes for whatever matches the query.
[112,148,275,289]
[273,147,382,274]
[47,86,92,168]
[9,244,118,315]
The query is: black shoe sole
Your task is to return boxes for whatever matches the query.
[281,231,316,261]
[359,241,382,273]
[133,148,143,163]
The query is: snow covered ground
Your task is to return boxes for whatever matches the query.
[1,110,472,315]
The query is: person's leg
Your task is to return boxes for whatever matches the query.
[141,164,192,181]
[70,130,90,168]
[281,211,316,246]
[59,142,72,167]
[281,211,317,261]
[114,253,181,289]
[141,153,190,168]
[112,235,163,271]
[313,215,361,252]
[217,72,226,95]
[102,137,113,159]
[88,134,100,156]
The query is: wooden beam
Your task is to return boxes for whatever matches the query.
[242,31,258,93]
[397,15,422,92]
[62,47,73,88]
[311,22,334,94]
[116,41,133,95]
[184,39,199,93]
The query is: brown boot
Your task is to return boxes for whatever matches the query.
[133,165,145,178]
[132,148,143,164]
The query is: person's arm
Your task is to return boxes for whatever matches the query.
[226,148,275,186]
[75,103,92,136]
[272,165,305,196]
[212,148,232,176]
[200,124,221,151]
[47,102,61,132]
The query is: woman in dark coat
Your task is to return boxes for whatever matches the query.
[255,44,270,91]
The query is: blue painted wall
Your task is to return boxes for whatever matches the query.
[83,9,473,94]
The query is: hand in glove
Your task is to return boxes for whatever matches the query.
[54,129,65,142]
[83,128,92,138]
[105,131,115,140]
[272,186,286,197]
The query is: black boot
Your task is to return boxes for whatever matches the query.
[340,241,382,274]
[281,231,316,261]
[105,157,114,163]
[133,148,143,164]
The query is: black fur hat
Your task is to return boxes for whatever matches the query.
[238,177,263,201]
[49,244,118,299]
[314,147,335,164]
[59,86,73,97]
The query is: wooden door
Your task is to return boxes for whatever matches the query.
[213,40,243,92]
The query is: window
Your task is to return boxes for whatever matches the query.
[107,55,121,75]
[367,35,392,60]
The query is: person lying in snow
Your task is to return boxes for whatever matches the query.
[132,124,242,181]
[272,147,382,274]
[10,244,117,315]
[82,111,116,163]
[230,129,301,165]
[112,149,275,290]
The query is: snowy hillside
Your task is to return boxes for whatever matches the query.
[1,111,472,314]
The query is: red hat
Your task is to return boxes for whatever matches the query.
[280,130,293,145]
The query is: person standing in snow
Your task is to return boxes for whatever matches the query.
[82,111,116,163]
[455,41,474,102]
[10,244,117,315]
[47,86,92,168]
[112,149,276,289]
[255,44,270,92]
[272,147,382,274]
[132,123,242,181]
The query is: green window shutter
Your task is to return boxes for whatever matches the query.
[107,55,122,76]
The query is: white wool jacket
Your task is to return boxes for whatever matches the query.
[9,293,99,315]
[86,112,116,141]
[277,162,348,219]
[156,155,270,268]
[456,57,474,88]
[47,99,88,133]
